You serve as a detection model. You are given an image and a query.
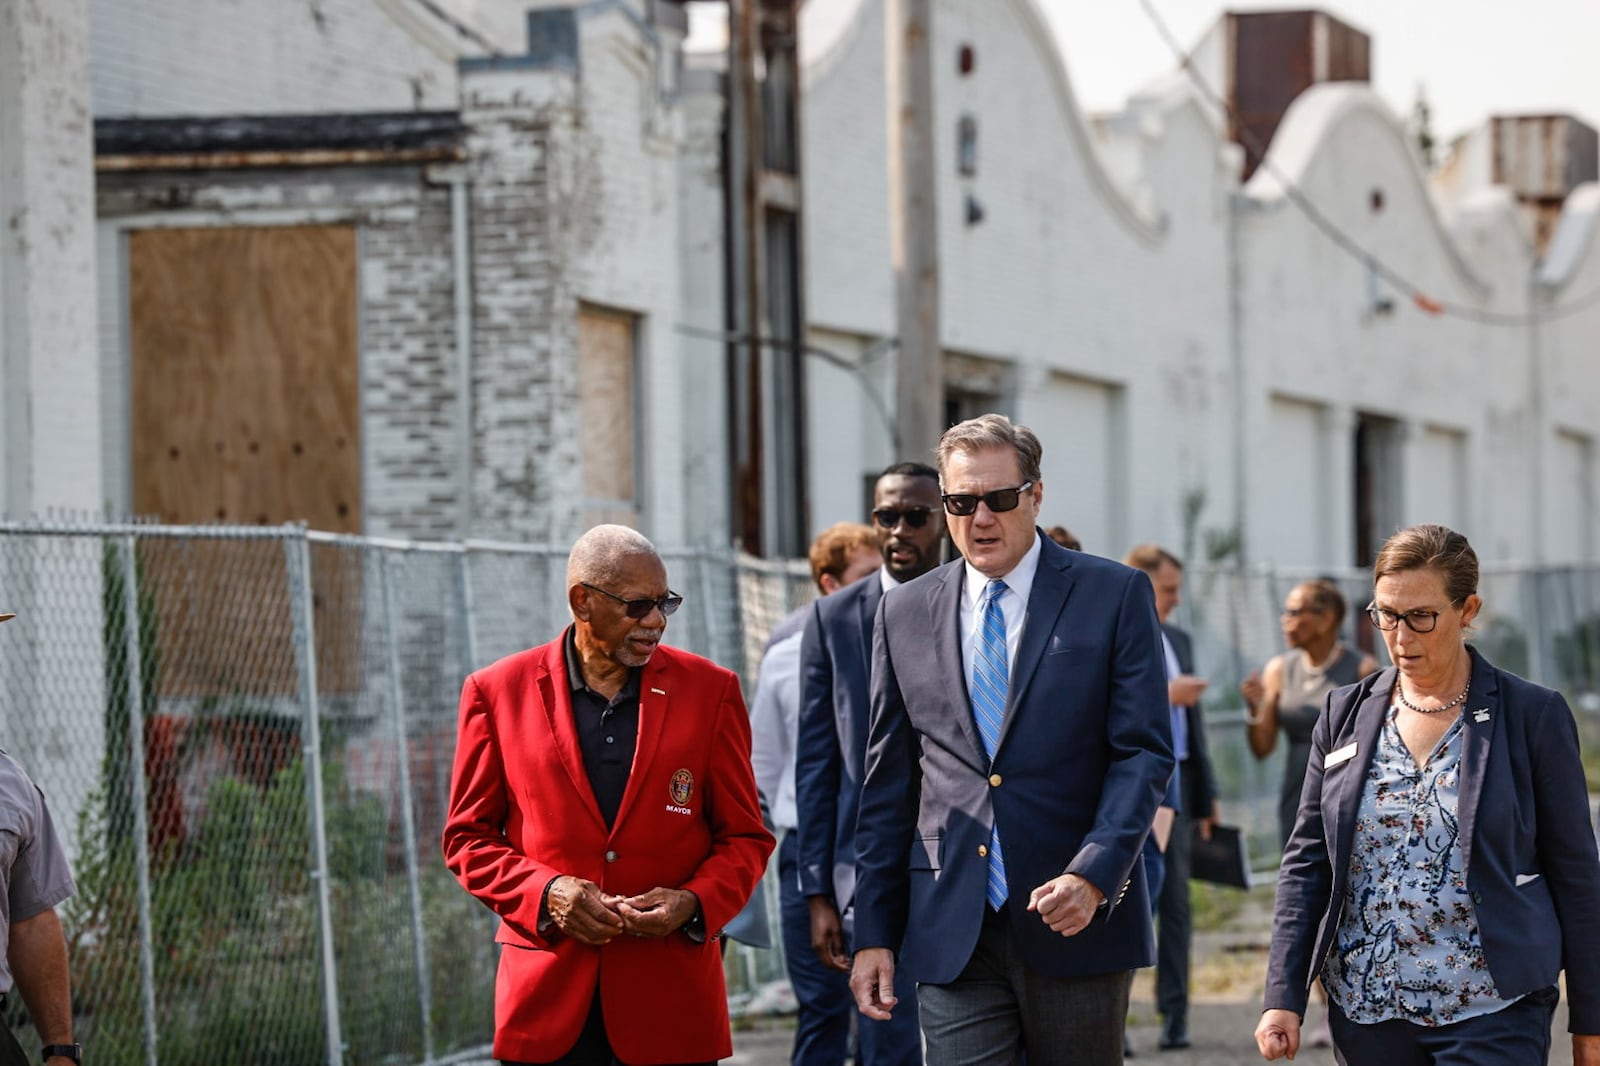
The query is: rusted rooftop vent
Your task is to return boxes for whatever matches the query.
[1492,115,1599,255]
[1223,9,1372,180]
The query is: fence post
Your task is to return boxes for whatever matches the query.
[778,553,793,620]
[379,551,436,1062]
[117,535,160,1066]
[452,547,497,950]
[1583,568,1600,694]
[286,534,345,1066]
[1525,568,1553,686]
[455,547,479,675]
[698,553,723,670]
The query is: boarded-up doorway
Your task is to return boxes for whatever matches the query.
[128,224,361,698]
[578,304,640,529]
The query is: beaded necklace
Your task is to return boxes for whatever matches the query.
[1395,678,1471,715]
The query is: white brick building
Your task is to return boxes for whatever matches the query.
[4,0,1599,569]
[799,0,1600,568]
[78,0,730,548]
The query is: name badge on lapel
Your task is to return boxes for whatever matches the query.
[1324,742,1358,769]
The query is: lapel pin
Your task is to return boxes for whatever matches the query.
[1472,708,1490,723]
[650,687,667,696]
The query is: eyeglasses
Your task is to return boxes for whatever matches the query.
[1280,607,1322,619]
[1365,603,1454,633]
[941,482,1034,517]
[871,506,933,529]
[581,583,683,620]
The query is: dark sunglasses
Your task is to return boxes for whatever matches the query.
[871,506,933,530]
[581,582,683,619]
[941,481,1034,517]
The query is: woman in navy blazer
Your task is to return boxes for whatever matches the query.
[1257,524,1600,1065]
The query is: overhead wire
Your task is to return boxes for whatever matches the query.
[1137,0,1600,327]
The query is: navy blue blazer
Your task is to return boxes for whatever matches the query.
[853,535,1175,984]
[1263,647,1600,1033]
[794,571,883,914]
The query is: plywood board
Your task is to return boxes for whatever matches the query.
[128,225,362,697]
[130,225,361,530]
[578,305,638,529]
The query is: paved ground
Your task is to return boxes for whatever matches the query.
[462,881,1578,1064]
[729,878,1578,1066]
[731,995,1576,1065]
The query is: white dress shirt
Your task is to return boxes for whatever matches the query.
[959,533,1042,696]
[748,630,803,832]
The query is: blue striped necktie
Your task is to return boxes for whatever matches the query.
[972,578,1009,909]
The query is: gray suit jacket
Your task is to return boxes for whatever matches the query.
[853,535,1175,983]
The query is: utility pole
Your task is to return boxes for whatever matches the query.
[726,0,808,556]
[726,0,765,554]
[887,0,941,463]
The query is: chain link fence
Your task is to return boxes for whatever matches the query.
[1176,562,1600,866]
[3,520,1598,1062]
[0,522,772,1065]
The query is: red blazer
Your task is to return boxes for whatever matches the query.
[442,632,774,1064]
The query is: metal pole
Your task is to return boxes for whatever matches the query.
[451,175,475,540]
[727,0,767,555]
[1528,273,1546,569]
[455,548,479,675]
[452,547,496,948]
[778,552,793,622]
[1226,191,1249,566]
[888,0,940,461]
[286,534,345,1066]
[379,551,436,1061]
[118,536,160,1066]
[697,551,723,671]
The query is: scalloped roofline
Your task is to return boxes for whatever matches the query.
[1445,184,1535,257]
[800,0,1168,246]
[1243,82,1494,297]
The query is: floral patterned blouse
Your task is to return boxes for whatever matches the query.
[1322,705,1505,1026]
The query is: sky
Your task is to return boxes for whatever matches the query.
[687,0,1600,147]
[1042,0,1600,144]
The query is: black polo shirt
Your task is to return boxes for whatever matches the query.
[564,627,642,830]
[541,629,707,943]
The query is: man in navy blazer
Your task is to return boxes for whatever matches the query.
[850,414,1174,1066]
[793,461,946,1065]
[1123,545,1219,1051]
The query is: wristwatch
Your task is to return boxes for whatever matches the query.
[42,1045,81,1064]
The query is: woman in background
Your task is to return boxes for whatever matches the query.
[1242,579,1379,846]
[1242,579,1377,1048]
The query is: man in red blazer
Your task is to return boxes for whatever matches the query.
[443,525,774,1065]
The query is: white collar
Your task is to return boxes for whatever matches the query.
[962,531,1042,606]
[879,565,899,593]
